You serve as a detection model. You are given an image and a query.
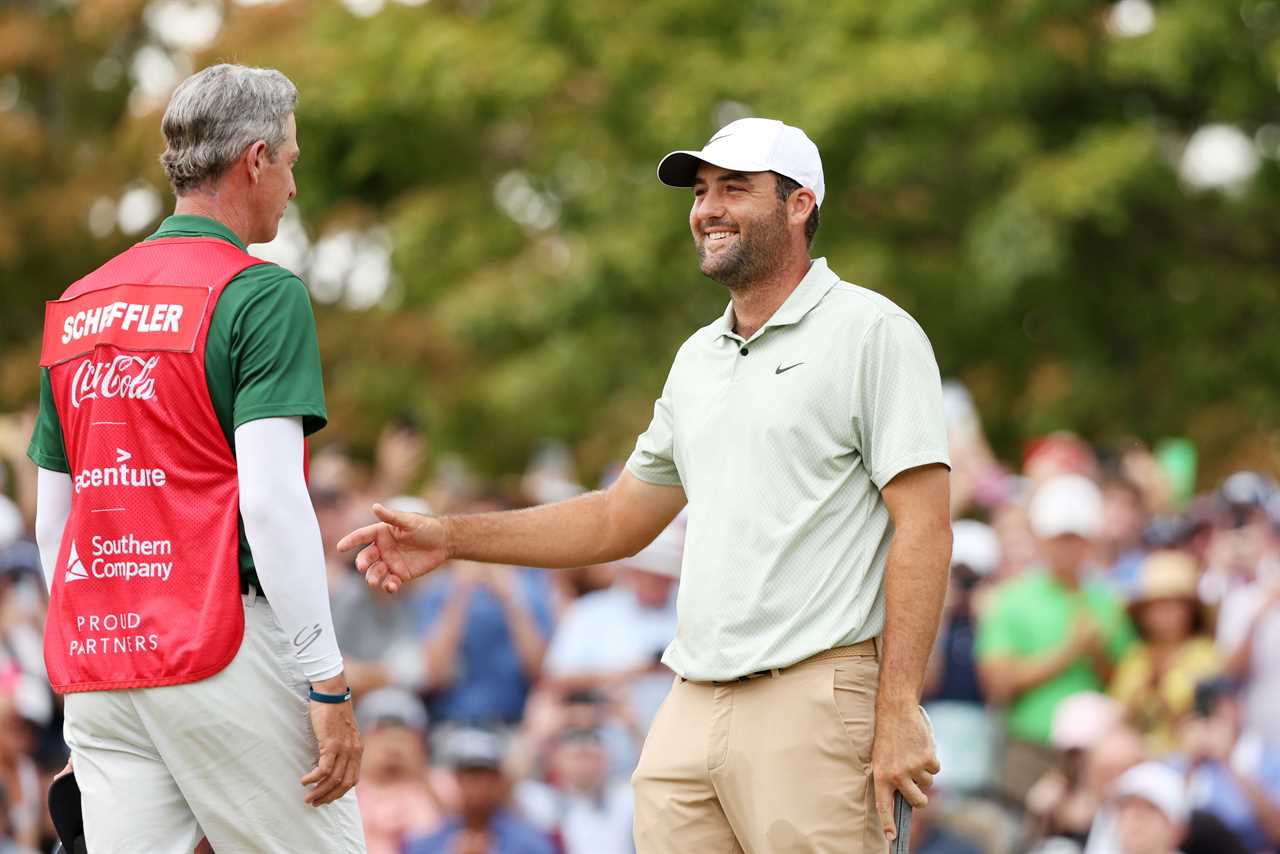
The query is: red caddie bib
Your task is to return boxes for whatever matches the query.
[40,237,265,693]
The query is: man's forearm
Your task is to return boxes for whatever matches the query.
[1084,645,1115,685]
[877,521,951,707]
[444,489,637,568]
[1223,635,1253,678]
[543,671,614,694]
[1232,769,1280,841]
[544,663,655,695]
[342,660,392,695]
[344,470,684,590]
[422,587,471,690]
[979,646,1077,705]
[492,584,548,679]
[1223,613,1267,678]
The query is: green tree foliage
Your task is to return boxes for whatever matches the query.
[2,0,1278,482]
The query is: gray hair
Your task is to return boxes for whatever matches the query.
[160,64,298,195]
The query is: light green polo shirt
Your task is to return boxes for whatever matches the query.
[974,570,1136,744]
[626,258,950,681]
[27,214,328,592]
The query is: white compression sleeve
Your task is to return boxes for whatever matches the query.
[35,468,73,593]
[235,417,344,683]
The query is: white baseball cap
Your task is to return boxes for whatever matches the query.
[951,520,1001,576]
[442,727,507,770]
[657,118,825,206]
[355,687,429,733]
[1029,473,1104,539]
[1112,761,1189,825]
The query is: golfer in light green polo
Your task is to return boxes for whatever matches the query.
[339,117,953,854]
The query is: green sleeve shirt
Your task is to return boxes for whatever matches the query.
[26,214,328,591]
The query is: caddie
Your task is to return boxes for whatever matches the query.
[28,64,366,853]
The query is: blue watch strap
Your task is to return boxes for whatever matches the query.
[308,686,352,704]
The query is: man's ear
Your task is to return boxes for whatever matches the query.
[790,187,816,226]
[244,140,269,184]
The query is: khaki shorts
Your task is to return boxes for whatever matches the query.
[64,591,366,854]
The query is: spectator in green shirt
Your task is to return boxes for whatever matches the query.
[976,474,1137,799]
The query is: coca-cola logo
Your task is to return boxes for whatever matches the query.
[70,355,159,409]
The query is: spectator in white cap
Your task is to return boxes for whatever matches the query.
[542,514,683,740]
[404,727,553,854]
[1111,762,1189,854]
[976,474,1136,802]
[343,113,954,851]
[1087,740,1251,854]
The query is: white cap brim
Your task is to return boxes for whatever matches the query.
[656,149,773,188]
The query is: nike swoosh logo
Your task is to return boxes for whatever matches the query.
[775,362,804,374]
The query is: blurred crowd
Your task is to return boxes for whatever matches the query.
[1,382,1279,854]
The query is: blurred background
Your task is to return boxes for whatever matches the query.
[1,0,1280,852]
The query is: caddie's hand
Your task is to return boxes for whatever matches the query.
[871,704,939,842]
[301,682,362,806]
[336,503,448,594]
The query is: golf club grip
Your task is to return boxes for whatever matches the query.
[891,791,912,854]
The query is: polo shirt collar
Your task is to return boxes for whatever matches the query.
[711,257,840,341]
[146,214,247,252]
[710,302,737,339]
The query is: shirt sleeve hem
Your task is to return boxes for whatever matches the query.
[625,460,683,487]
[871,453,951,490]
[233,404,328,434]
[27,447,69,473]
[303,659,345,684]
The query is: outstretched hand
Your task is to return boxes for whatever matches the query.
[336,503,448,593]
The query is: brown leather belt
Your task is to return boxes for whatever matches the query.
[698,637,879,685]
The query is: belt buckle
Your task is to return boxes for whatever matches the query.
[742,667,780,681]
[708,666,781,685]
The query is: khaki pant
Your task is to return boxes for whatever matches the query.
[64,591,366,854]
[632,642,886,854]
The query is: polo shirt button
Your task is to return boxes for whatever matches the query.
[740,347,749,356]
